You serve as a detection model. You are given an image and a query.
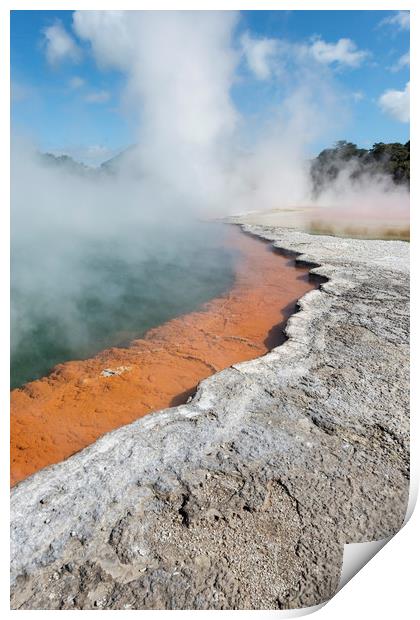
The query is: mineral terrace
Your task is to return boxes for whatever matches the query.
[10,220,410,610]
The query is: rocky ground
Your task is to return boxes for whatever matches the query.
[10,227,314,486]
[10,221,409,610]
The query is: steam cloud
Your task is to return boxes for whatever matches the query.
[12,11,409,383]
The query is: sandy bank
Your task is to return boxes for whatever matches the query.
[10,220,409,610]
[11,226,315,485]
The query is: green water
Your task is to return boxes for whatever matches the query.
[11,222,236,388]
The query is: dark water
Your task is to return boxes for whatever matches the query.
[11,222,236,388]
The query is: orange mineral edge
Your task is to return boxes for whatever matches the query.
[11,227,316,486]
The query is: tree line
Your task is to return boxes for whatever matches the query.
[311,140,410,195]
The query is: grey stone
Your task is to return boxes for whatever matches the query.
[10,222,409,610]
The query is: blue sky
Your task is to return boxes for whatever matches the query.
[11,10,410,165]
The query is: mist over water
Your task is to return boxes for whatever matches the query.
[11,215,234,388]
[11,141,238,388]
[11,11,409,387]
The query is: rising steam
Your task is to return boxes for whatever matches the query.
[11,11,409,383]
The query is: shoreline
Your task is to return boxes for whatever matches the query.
[11,226,315,485]
[10,220,409,609]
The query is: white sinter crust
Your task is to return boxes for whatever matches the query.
[11,221,409,610]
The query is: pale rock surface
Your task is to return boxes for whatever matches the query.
[10,222,409,609]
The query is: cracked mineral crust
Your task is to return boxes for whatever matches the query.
[10,222,409,610]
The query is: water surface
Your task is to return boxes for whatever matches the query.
[11,221,235,388]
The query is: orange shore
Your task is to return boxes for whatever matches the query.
[10,227,316,486]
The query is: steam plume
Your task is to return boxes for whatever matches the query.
[11,11,409,383]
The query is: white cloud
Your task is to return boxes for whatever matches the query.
[240,33,368,81]
[390,52,410,72]
[43,22,81,65]
[73,11,136,71]
[84,90,110,104]
[379,11,410,31]
[240,31,279,80]
[69,76,85,89]
[352,91,364,102]
[308,37,368,68]
[378,81,410,123]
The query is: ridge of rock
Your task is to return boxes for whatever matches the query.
[10,223,409,610]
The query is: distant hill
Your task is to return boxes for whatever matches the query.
[39,147,136,176]
[311,140,410,196]
[99,145,138,175]
[40,153,92,175]
[40,141,410,195]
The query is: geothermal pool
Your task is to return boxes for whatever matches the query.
[10,226,316,485]
[234,205,410,241]
[11,222,236,389]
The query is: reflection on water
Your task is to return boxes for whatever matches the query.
[233,205,410,241]
[305,206,409,240]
